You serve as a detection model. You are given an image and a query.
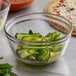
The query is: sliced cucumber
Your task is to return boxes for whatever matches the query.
[21,34,42,41]
[15,33,42,40]
[22,36,36,41]
[15,30,64,63]
[36,48,51,61]
[16,48,30,59]
[15,33,35,39]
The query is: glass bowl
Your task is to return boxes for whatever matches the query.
[4,13,72,65]
[0,0,10,30]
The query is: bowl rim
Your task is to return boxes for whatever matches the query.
[4,12,73,44]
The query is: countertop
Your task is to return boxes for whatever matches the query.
[0,0,76,76]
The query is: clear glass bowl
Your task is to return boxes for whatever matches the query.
[4,13,72,65]
[0,0,10,30]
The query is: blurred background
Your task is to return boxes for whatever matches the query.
[8,0,51,19]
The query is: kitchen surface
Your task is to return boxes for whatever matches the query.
[0,0,76,76]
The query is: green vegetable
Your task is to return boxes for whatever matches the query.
[15,32,42,41]
[0,63,12,69]
[50,44,64,52]
[0,69,10,74]
[5,71,17,76]
[46,32,61,40]
[0,57,3,60]
[15,30,64,63]
[29,30,33,34]
[17,48,51,62]
[0,71,17,76]
[17,48,30,59]
[15,33,33,39]
[36,48,50,61]
[22,36,36,41]
[0,57,18,76]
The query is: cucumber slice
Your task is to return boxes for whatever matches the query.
[22,36,36,41]
[37,48,51,61]
[21,33,42,41]
[16,48,30,59]
[50,44,64,52]
[15,33,42,40]
[15,33,34,39]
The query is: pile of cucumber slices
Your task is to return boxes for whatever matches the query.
[15,30,64,62]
